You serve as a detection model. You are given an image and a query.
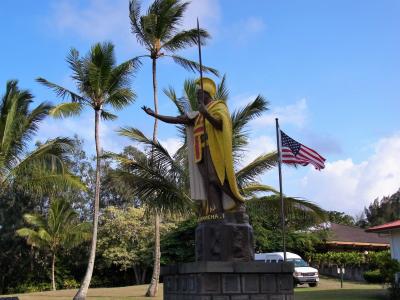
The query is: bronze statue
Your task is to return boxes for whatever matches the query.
[143,78,245,216]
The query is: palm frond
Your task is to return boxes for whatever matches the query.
[169,55,219,77]
[214,74,229,101]
[162,28,209,52]
[16,228,48,249]
[231,95,269,155]
[117,127,185,178]
[23,213,47,228]
[246,195,327,224]
[106,57,142,95]
[36,78,84,103]
[3,137,85,194]
[183,78,198,111]
[1,85,51,172]
[232,95,269,135]
[236,152,278,187]
[101,110,117,121]
[163,86,186,114]
[49,102,83,119]
[106,88,136,110]
[110,169,192,216]
[241,183,279,197]
[129,0,152,49]
[67,48,84,83]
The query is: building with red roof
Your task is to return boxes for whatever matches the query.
[366,220,400,262]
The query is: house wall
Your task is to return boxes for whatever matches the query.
[390,229,400,261]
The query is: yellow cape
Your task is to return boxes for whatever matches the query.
[205,100,244,203]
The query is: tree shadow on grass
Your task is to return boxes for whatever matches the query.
[295,289,387,300]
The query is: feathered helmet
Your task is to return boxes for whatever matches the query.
[195,77,216,98]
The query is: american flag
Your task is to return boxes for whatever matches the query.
[280,130,326,170]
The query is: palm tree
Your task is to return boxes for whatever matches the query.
[0,80,82,194]
[129,0,218,140]
[129,0,218,295]
[17,198,91,291]
[111,128,193,212]
[36,42,138,300]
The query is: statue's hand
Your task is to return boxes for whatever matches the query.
[198,103,207,115]
[142,106,154,116]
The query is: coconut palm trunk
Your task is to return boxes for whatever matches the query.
[74,109,102,300]
[151,59,158,141]
[146,212,160,296]
[51,253,56,291]
[146,58,161,297]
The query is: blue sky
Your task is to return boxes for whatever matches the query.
[1,0,399,216]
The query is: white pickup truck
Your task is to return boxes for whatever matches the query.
[255,252,319,287]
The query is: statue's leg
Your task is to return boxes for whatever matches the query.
[198,147,223,215]
[220,181,245,212]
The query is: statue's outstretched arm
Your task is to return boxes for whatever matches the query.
[142,106,192,125]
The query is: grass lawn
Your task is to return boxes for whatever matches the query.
[295,276,387,300]
[1,276,388,300]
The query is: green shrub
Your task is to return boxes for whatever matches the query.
[62,278,80,289]
[311,251,391,268]
[90,276,112,288]
[363,269,384,284]
[389,285,400,300]
[11,282,51,293]
[379,256,400,284]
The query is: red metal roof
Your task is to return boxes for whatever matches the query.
[366,220,400,232]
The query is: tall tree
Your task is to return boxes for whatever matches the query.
[326,210,355,226]
[359,189,400,228]
[129,0,218,296]
[0,80,82,194]
[37,42,138,300]
[17,198,91,291]
[98,206,174,285]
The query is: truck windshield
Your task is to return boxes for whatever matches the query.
[287,258,309,267]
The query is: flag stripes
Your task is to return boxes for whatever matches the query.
[280,130,326,170]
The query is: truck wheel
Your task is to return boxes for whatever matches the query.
[308,283,318,287]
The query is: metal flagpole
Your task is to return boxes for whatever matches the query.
[275,118,287,261]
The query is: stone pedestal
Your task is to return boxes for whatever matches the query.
[195,212,254,262]
[162,261,294,300]
[162,213,294,299]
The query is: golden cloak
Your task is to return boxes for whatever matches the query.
[194,100,244,203]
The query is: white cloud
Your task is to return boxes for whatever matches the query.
[36,111,130,154]
[244,17,266,33]
[46,0,221,52]
[226,16,266,44]
[181,0,221,34]
[48,0,132,50]
[239,135,276,168]
[231,94,259,110]
[298,132,400,215]
[303,131,342,155]
[159,137,183,155]
[254,98,308,128]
